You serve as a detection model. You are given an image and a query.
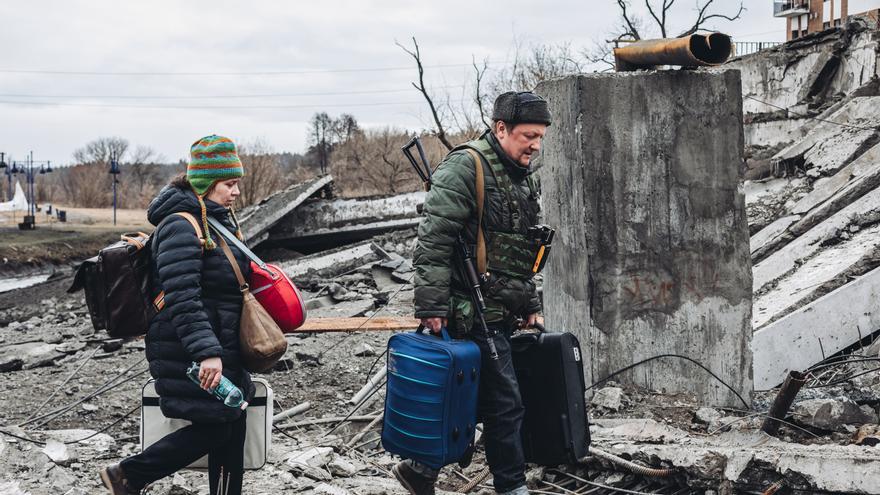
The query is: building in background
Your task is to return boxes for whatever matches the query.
[774,0,880,39]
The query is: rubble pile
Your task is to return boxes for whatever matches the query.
[4,20,880,495]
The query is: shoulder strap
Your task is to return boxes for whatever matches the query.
[206,216,267,270]
[173,212,205,252]
[216,235,248,291]
[463,148,488,275]
[152,212,205,311]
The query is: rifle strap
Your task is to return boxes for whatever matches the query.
[464,149,487,275]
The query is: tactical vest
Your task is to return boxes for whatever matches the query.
[453,137,540,282]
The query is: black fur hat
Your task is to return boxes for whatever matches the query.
[491,91,552,126]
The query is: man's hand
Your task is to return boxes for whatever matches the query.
[521,313,539,329]
[199,357,223,391]
[421,317,447,335]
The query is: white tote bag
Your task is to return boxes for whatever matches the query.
[140,378,273,470]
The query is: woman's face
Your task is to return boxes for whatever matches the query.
[206,179,241,207]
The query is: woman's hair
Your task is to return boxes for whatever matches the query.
[170,172,217,197]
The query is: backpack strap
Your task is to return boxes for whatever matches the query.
[152,212,206,311]
[463,148,488,276]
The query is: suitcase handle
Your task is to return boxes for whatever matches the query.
[416,325,451,342]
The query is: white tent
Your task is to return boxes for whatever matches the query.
[0,182,29,212]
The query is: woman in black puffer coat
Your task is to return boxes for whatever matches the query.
[100,135,254,495]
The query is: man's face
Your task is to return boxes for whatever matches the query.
[495,122,547,167]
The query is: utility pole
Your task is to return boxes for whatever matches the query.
[109,150,121,225]
[0,152,8,200]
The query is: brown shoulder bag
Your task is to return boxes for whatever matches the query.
[217,234,288,373]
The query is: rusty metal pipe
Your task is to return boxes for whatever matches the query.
[613,33,732,71]
[761,370,807,437]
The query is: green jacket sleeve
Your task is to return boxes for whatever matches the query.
[413,151,477,318]
[526,285,542,315]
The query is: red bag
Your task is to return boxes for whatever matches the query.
[249,261,307,333]
[206,216,307,334]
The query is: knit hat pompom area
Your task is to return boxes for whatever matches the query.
[186,135,245,250]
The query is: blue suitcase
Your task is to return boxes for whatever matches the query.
[382,328,481,469]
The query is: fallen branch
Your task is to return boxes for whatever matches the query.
[273,402,311,423]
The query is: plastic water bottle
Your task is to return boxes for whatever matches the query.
[186,362,248,410]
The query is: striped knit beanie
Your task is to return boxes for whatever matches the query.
[188,135,245,250]
[188,135,244,195]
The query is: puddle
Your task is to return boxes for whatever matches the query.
[0,273,52,294]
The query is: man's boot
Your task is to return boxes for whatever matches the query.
[392,460,437,495]
[99,464,140,495]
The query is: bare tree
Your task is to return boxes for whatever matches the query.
[331,128,450,197]
[396,37,454,151]
[608,0,744,41]
[586,1,744,71]
[237,138,283,207]
[72,137,130,166]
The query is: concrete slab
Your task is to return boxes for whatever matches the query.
[591,421,880,493]
[753,222,880,329]
[537,70,752,407]
[280,242,377,280]
[772,97,880,177]
[753,265,880,389]
[238,175,333,246]
[267,192,424,251]
[789,142,880,237]
[750,214,799,256]
[752,185,880,293]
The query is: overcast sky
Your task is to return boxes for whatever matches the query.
[0,0,784,166]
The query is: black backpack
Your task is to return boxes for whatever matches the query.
[68,212,203,338]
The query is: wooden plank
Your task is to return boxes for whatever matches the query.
[291,317,419,333]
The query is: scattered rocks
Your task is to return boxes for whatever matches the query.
[791,398,875,431]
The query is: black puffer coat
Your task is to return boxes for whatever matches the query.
[146,184,254,424]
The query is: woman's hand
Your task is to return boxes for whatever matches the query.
[199,357,223,391]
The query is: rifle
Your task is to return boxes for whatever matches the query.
[402,136,499,361]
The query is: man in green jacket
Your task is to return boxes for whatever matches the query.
[393,91,552,495]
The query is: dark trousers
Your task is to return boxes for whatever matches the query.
[469,325,527,493]
[121,411,247,495]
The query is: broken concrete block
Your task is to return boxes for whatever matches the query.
[590,387,625,412]
[328,455,359,477]
[353,343,376,357]
[752,265,880,389]
[791,398,874,431]
[42,439,74,466]
[268,191,425,251]
[694,407,722,425]
[238,175,334,246]
[538,70,753,407]
[285,446,333,470]
[0,342,65,370]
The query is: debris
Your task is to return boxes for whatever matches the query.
[694,407,722,425]
[353,343,376,357]
[42,439,74,465]
[791,398,875,431]
[349,367,387,406]
[273,402,312,423]
[591,387,625,412]
[238,175,334,246]
[327,454,360,477]
[854,424,880,446]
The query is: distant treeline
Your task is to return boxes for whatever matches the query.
[5,122,463,210]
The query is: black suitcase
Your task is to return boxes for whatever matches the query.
[511,330,590,465]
